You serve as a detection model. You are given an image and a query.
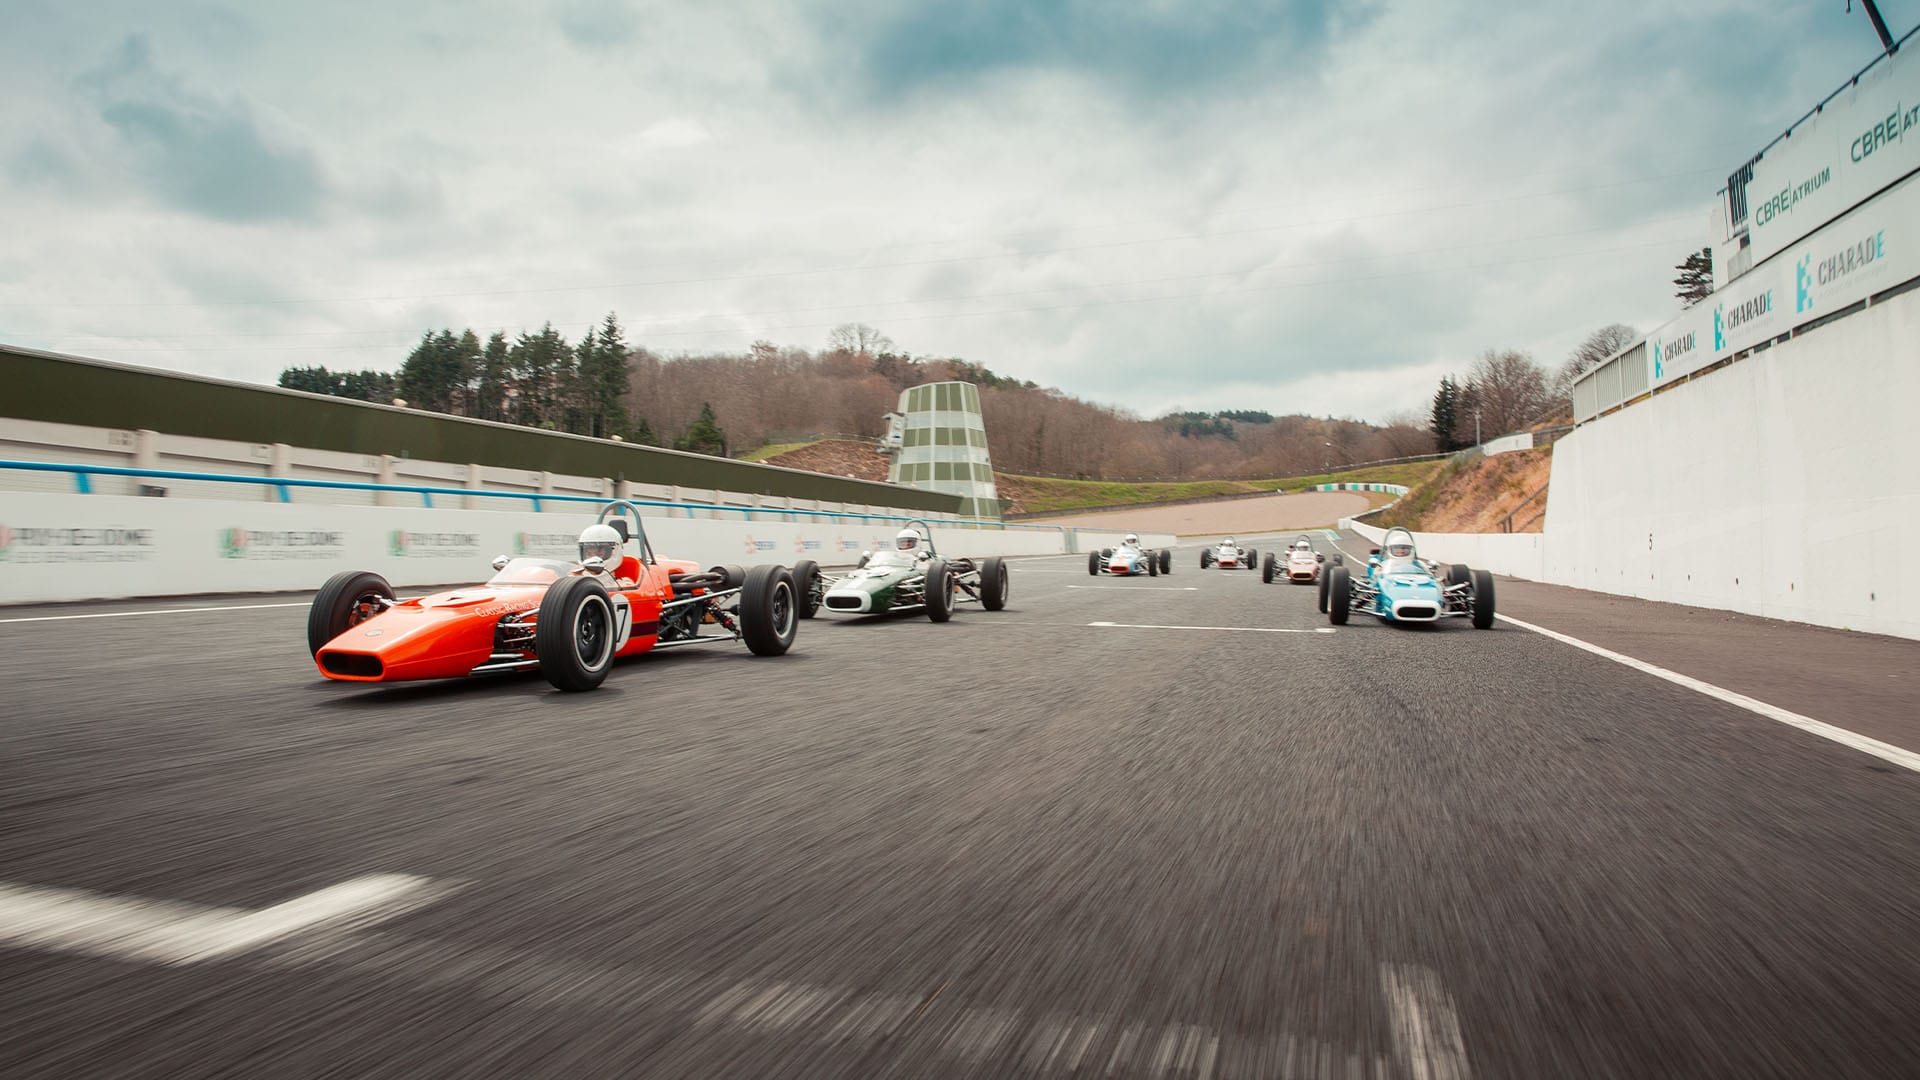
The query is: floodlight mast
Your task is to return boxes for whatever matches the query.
[1852,0,1897,54]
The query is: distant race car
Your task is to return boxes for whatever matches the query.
[307,501,798,692]
[1200,538,1257,570]
[1323,527,1494,629]
[808,522,1009,620]
[1263,534,1336,585]
[1090,535,1172,577]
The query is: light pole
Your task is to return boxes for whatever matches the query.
[1323,441,1332,475]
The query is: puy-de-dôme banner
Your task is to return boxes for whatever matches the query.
[1743,48,1918,266]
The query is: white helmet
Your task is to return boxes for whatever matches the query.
[1224,537,1235,546]
[1123,533,1139,546]
[578,522,622,565]
[895,528,923,552]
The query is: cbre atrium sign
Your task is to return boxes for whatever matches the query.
[1742,49,1920,265]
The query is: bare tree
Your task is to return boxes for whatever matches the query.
[1555,323,1637,397]
[825,323,895,359]
[1465,348,1553,438]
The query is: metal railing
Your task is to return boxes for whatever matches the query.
[0,460,1068,535]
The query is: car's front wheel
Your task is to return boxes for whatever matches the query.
[1470,569,1496,629]
[925,559,955,622]
[1327,566,1350,625]
[307,570,395,657]
[536,575,618,691]
[791,559,822,618]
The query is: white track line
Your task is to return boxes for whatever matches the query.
[1065,585,1198,591]
[0,874,442,965]
[0,602,310,624]
[1089,621,1335,634]
[1381,963,1472,1080]
[1498,614,1920,773]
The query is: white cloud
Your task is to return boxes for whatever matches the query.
[0,1,1907,421]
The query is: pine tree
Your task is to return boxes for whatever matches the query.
[676,402,727,456]
[577,311,631,438]
[1674,247,1714,306]
[1430,377,1459,451]
[477,331,510,422]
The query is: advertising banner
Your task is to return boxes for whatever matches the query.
[1745,51,1919,264]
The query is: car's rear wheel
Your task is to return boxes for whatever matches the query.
[740,564,799,654]
[1471,569,1496,629]
[791,559,821,618]
[1327,566,1350,625]
[536,576,618,691]
[1159,549,1171,574]
[307,570,395,657]
[925,559,955,622]
[980,556,1009,611]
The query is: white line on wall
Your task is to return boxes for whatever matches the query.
[1498,614,1920,774]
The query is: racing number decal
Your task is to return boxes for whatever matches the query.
[611,595,634,649]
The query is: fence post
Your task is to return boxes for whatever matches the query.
[376,455,399,507]
[465,463,484,510]
[268,443,292,503]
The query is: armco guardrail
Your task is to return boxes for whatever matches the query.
[0,463,1184,604]
[1,344,962,513]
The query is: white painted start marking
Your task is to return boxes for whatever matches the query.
[1381,963,1471,1080]
[1090,621,1336,634]
[1497,614,1920,774]
[0,601,311,624]
[0,873,441,966]
[1064,585,1199,591]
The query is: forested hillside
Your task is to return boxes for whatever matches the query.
[277,317,1440,482]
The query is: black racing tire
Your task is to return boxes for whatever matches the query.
[1262,553,1277,583]
[1245,548,1258,570]
[1446,563,1472,588]
[740,564,799,654]
[1332,553,1344,566]
[979,556,1009,611]
[1471,569,1496,629]
[536,575,618,692]
[1088,551,1100,576]
[1200,549,1213,569]
[1327,566,1351,625]
[925,559,955,622]
[790,560,821,618]
[1318,564,1332,612]
[307,570,395,657]
[1159,549,1171,574]
[1146,553,1159,577]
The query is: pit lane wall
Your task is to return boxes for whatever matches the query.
[1343,283,1920,641]
[0,495,1174,605]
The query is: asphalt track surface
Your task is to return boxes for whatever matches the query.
[5,536,1920,1079]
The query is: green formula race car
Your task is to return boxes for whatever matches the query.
[803,521,1010,622]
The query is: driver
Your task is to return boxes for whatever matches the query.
[894,528,931,561]
[1222,536,1236,548]
[1122,533,1140,550]
[576,522,635,584]
[1385,537,1416,560]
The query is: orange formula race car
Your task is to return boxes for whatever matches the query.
[308,502,798,692]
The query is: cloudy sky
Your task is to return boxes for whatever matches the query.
[2,1,1911,422]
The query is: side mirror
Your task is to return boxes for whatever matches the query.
[492,555,511,571]
[581,556,606,573]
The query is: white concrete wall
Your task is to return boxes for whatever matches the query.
[1342,286,1919,640]
[1541,283,1919,639]
[0,494,1098,604]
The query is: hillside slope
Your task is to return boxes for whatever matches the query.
[1371,449,1552,533]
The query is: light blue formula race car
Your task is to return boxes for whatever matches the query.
[1322,527,1493,629]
